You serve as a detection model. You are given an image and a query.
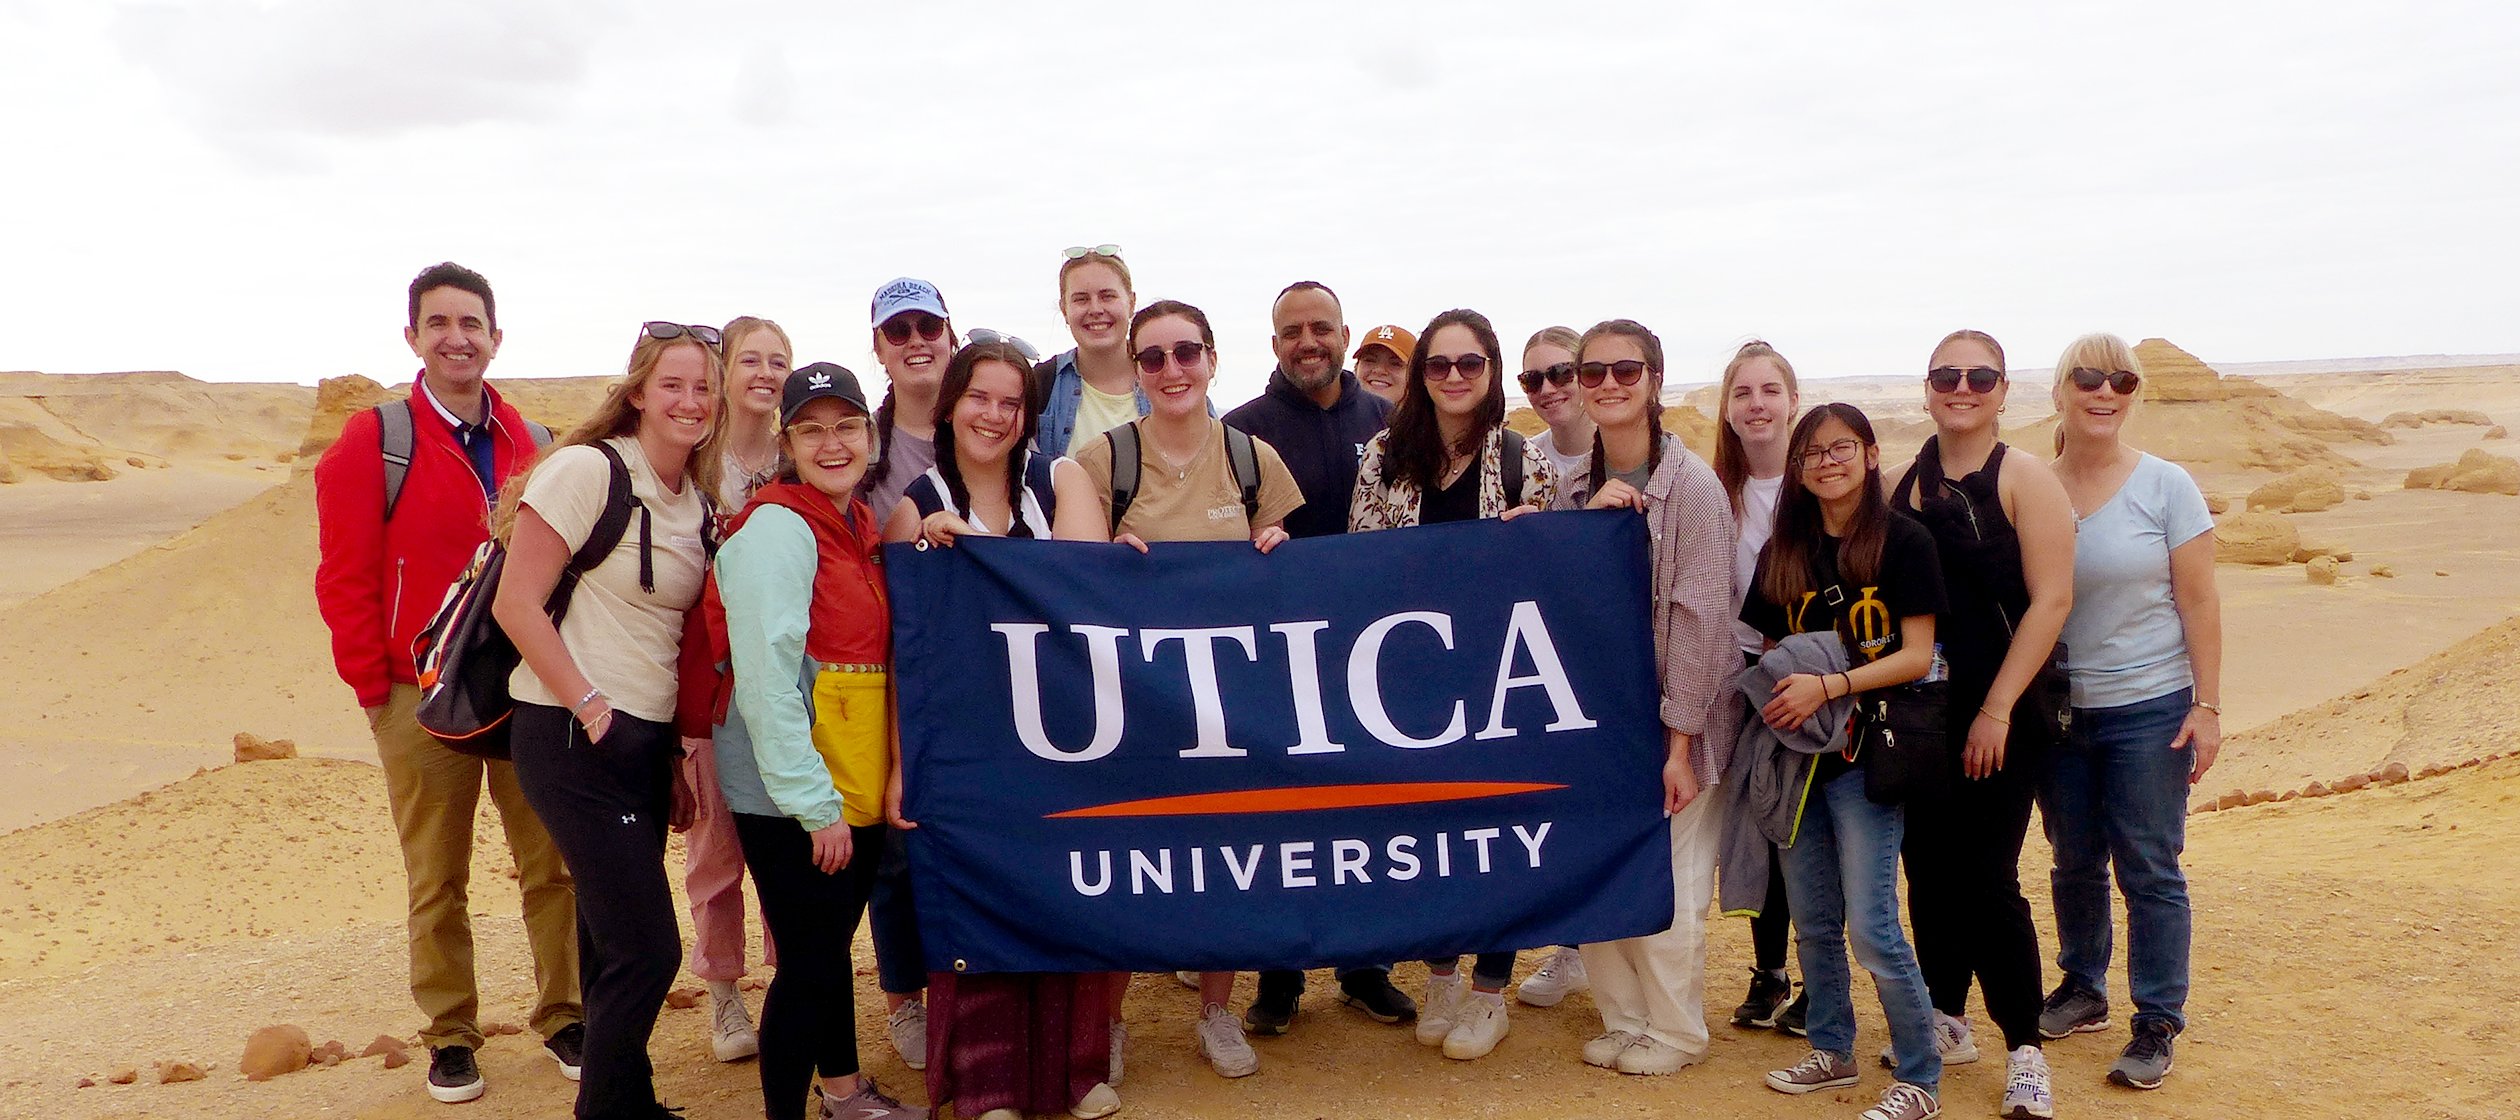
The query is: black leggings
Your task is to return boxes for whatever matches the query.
[510,703,681,1120]
[736,813,886,1120]
[1752,856,1793,973]
[1901,703,2047,1050]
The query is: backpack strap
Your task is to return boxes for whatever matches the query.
[552,443,645,624]
[526,420,554,449]
[1501,429,1527,508]
[1021,450,1058,521]
[1106,421,1142,532]
[1221,424,1262,525]
[906,473,948,519]
[376,402,415,521]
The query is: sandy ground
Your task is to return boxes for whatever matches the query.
[3,360,2518,1118]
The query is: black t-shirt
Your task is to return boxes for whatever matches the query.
[1740,512,1946,662]
[1421,459,1482,525]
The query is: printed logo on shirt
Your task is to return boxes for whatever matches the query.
[1207,504,1241,521]
[1785,583,1895,663]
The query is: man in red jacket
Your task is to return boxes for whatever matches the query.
[314,262,583,1105]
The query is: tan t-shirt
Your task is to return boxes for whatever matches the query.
[1067,379,1142,455]
[510,436,711,722]
[1070,418,1305,542]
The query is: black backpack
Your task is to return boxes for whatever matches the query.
[411,443,645,758]
[1105,420,1260,531]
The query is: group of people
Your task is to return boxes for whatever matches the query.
[314,251,2224,1120]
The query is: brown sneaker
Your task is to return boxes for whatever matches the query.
[1765,1049,1860,1095]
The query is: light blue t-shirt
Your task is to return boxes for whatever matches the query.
[2061,453,2214,709]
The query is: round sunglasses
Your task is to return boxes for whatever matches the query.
[1576,360,1648,388]
[2068,367,2142,395]
[880,312,949,346]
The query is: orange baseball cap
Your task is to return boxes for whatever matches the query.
[1353,323,1416,361]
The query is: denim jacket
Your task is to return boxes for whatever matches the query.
[1033,348,1154,457]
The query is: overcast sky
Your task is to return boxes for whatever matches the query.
[3,1,2514,406]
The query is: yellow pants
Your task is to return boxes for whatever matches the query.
[809,668,892,828]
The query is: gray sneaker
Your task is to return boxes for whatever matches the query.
[2038,979,2109,1039]
[1765,1049,1860,1095]
[1859,1081,1941,1120]
[2108,1019,2176,1090]
[887,998,928,1072]
[825,1075,928,1119]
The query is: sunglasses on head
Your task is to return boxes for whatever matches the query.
[880,312,948,346]
[1577,360,1648,388]
[1518,362,1575,393]
[1133,340,1210,375]
[1063,243,1122,259]
[641,321,722,347]
[1423,354,1490,382]
[2068,367,2142,395]
[1926,365,2004,393]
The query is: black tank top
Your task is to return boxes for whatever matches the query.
[1895,435,2031,701]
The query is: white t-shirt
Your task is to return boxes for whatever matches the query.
[2060,453,2215,709]
[1528,428,1592,494]
[1731,472,1785,655]
[510,436,711,722]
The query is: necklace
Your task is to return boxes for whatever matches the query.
[1151,425,1208,481]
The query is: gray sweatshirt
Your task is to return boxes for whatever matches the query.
[1718,631,1858,915]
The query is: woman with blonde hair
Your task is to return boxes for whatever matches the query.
[683,314,793,1064]
[2040,333,2219,1094]
[495,321,725,1120]
[1517,325,1591,486]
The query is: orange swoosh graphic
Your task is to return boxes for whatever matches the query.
[1046,781,1565,819]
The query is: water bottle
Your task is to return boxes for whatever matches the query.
[1924,642,1949,683]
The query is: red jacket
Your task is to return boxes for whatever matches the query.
[314,376,543,708]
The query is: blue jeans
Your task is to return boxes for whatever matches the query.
[2041,687,2193,1031]
[1781,768,1940,1091]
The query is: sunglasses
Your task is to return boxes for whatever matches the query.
[2068,367,2142,395]
[1063,243,1123,259]
[1577,360,1648,388]
[787,416,873,445]
[880,312,949,346]
[642,321,722,347]
[1518,362,1576,393]
[1133,340,1211,375]
[1423,354,1490,382]
[1797,437,1865,469]
[1926,365,2004,393]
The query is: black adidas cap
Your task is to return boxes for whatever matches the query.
[781,362,870,425]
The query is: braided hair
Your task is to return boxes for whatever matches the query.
[1578,319,1668,500]
[929,340,1043,538]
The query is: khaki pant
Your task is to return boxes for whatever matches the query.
[369,684,582,1047]
[1581,787,1724,1057]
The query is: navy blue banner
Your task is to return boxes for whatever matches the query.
[888,511,1673,974]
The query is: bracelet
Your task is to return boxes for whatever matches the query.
[1980,707,2011,726]
[573,687,608,717]
[1840,671,1855,698]
[2192,700,2221,715]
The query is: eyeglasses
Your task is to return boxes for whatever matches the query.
[880,312,949,346]
[1518,362,1575,393]
[1797,437,1865,470]
[1926,365,2004,393]
[1133,341,1211,375]
[1576,360,1648,388]
[642,321,722,348]
[1063,243,1123,259]
[787,417,873,445]
[2068,367,2142,395]
[1423,354,1490,382]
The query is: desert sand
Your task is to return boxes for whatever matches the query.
[5,348,2518,1119]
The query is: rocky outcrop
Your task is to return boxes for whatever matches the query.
[2248,466,2347,513]
[2405,450,2520,496]
[2214,511,2300,565]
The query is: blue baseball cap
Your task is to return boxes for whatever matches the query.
[870,277,949,325]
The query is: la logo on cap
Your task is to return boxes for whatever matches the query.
[1376,326,1396,340]
[808,370,832,390]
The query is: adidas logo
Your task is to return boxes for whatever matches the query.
[808,370,832,390]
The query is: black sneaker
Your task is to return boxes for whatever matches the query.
[427,1044,486,1104]
[1732,969,1793,1028]
[1336,972,1419,1024]
[2038,978,2111,1040]
[1243,987,1299,1035]
[545,1022,585,1081]
[1776,988,1810,1037]
[2107,1019,2176,1090]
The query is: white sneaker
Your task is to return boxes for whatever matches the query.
[1196,1005,1258,1078]
[1442,992,1509,1059]
[1860,1081,1941,1120]
[1173,970,1200,989]
[2002,1045,2054,1119]
[711,988,760,1062]
[1070,1081,1121,1120]
[1107,1021,1126,1087]
[1880,1011,1978,1068]
[887,998,928,1072]
[1415,971,1464,1046]
[1582,1029,1643,1068]
[1515,946,1589,1007]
